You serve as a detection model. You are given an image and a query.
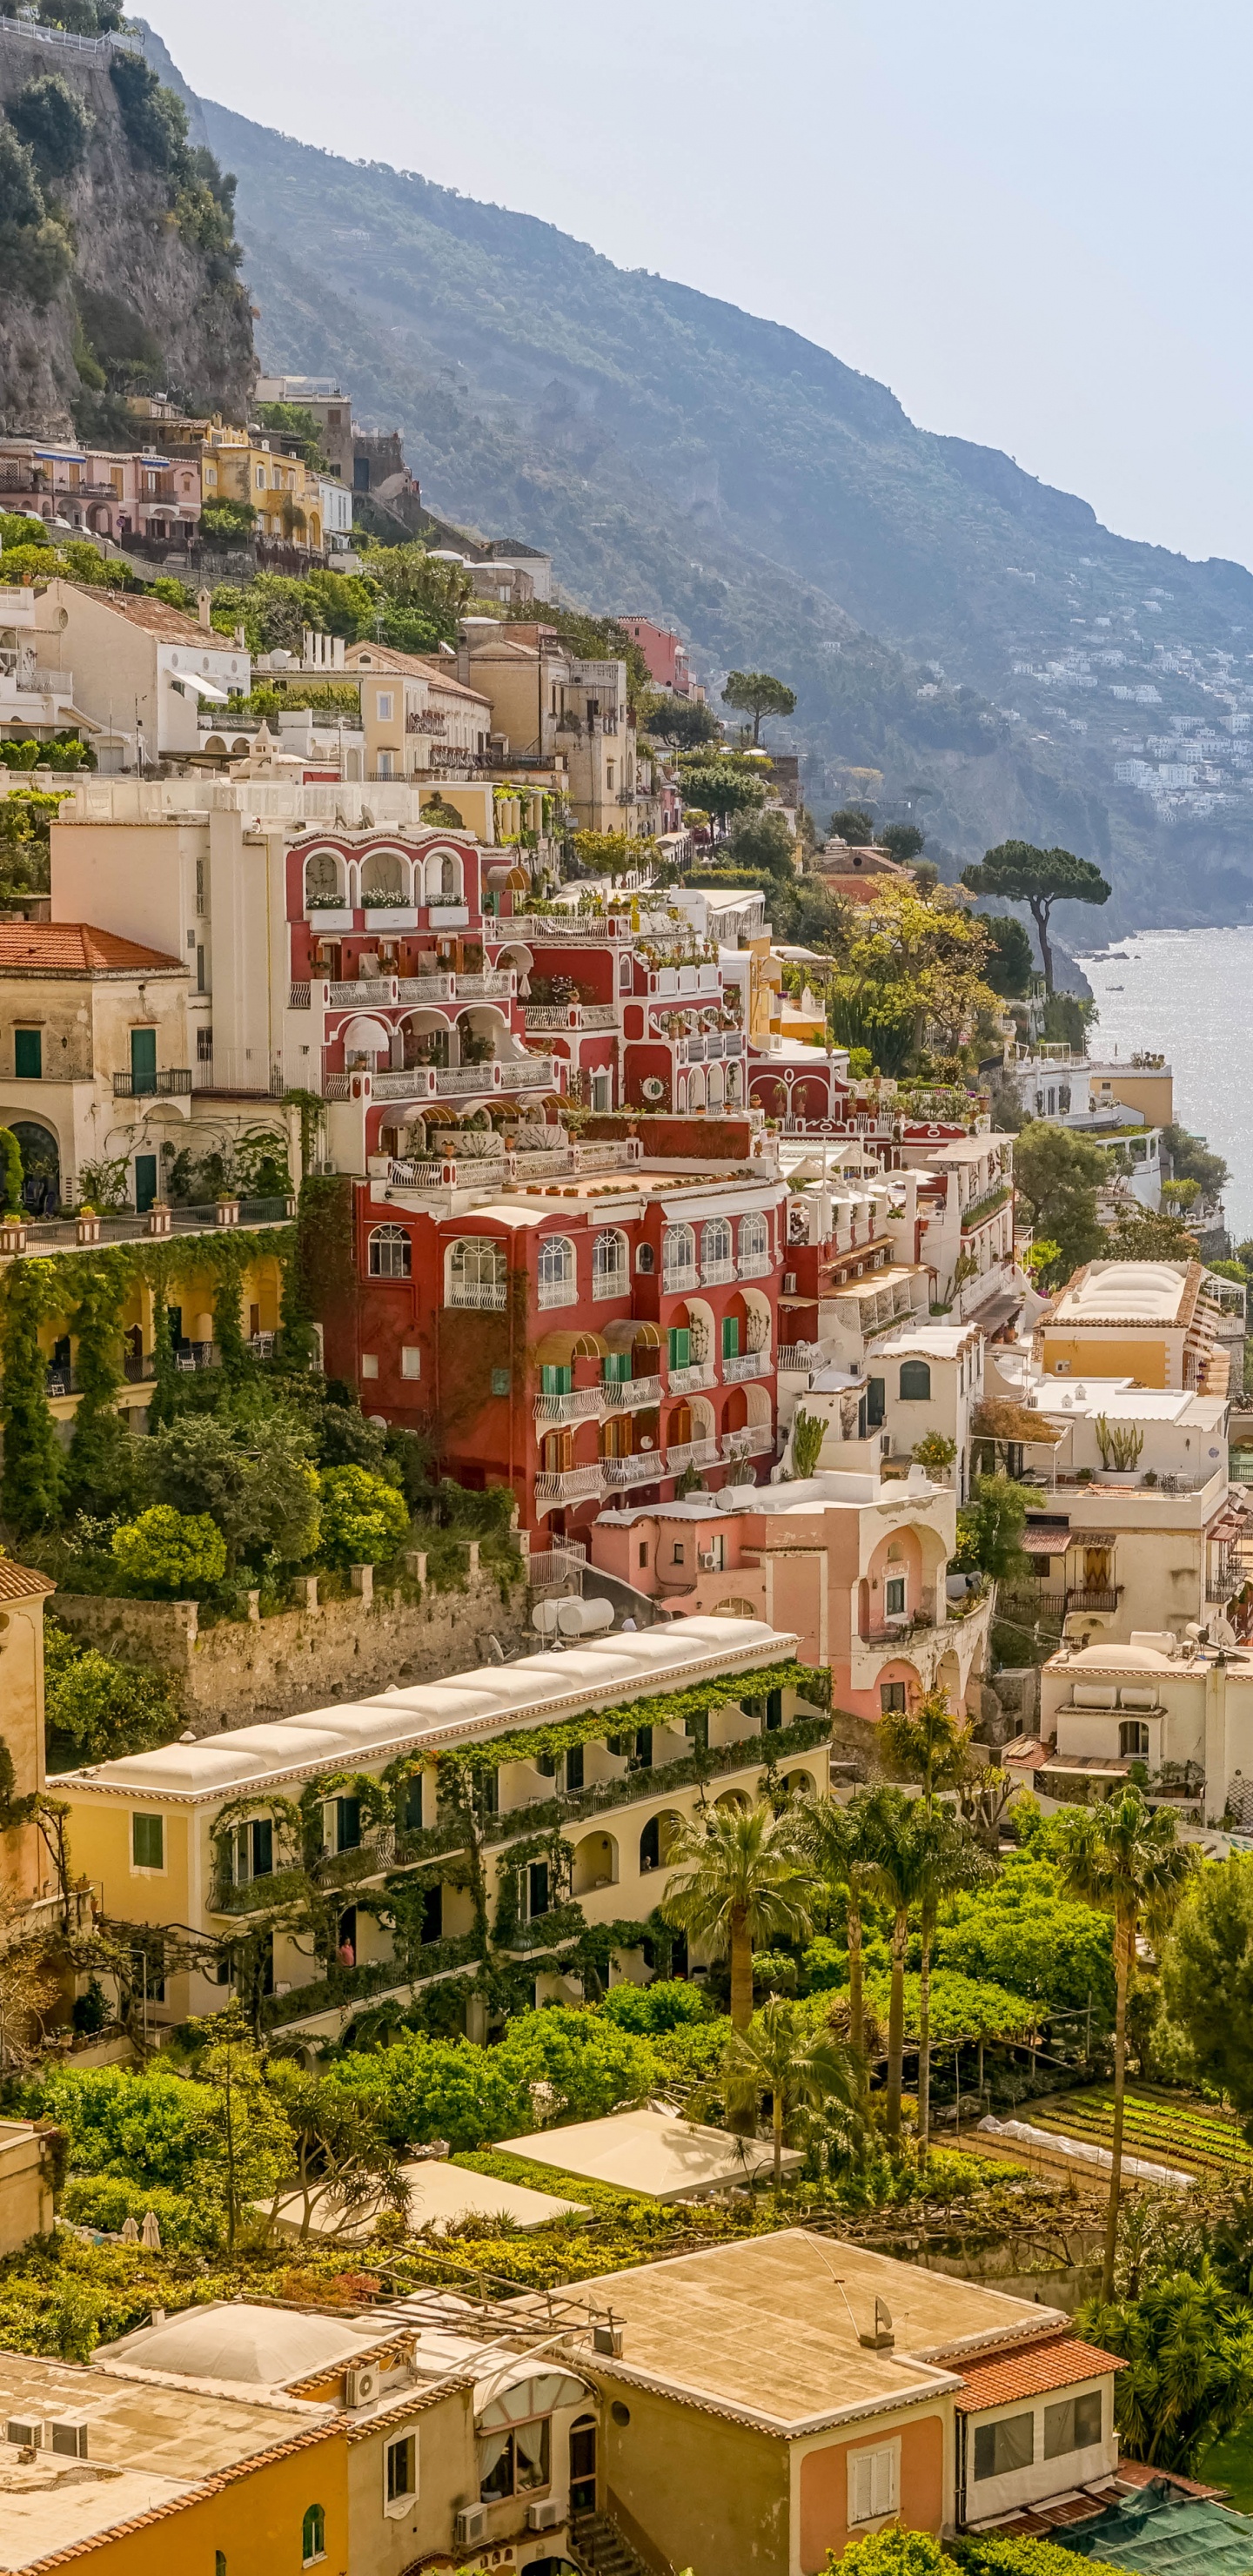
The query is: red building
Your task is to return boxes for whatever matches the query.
[618,616,693,697]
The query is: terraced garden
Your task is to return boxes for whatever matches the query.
[1031,2085,1253,2177]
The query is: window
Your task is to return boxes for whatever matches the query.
[301,2505,326,2566]
[479,2418,551,2502]
[131,1814,164,1870]
[216,2554,227,2576]
[448,1236,507,1309]
[765,1688,783,1730]
[592,1229,629,1298]
[1044,2391,1102,2459]
[565,1742,584,1794]
[663,1223,695,1278]
[377,692,394,721]
[131,1028,157,1096]
[739,1212,768,1265]
[337,1797,362,1854]
[899,1358,932,1401]
[570,2415,597,2516]
[880,1682,907,1715]
[198,1026,214,1063]
[491,1366,511,1396]
[637,1242,654,1273]
[401,1347,421,1379]
[541,1363,572,1395]
[385,2432,418,2512]
[1119,1720,1149,1759]
[369,1224,412,1278]
[974,2412,1035,2480]
[703,1218,732,1271]
[361,1355,379,1379]
[885,1576,907,1616]
[537,1234,576,1309]
[866,1375,886,1428]
[14,1030,41,1080]
[527,1862,550,1919]
[848,2443,899,2526]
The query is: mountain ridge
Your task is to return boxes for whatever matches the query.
[188,91,1253,935]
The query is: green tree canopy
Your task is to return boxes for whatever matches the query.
[1161,1852,1253,2107]
[722,1997,860,2184]
[982,913,1036,997]
[721,669,797,744]
[8,72,92,180]
[660,1801,812,2031]
[318,1463,408,1566]
[641,692,720,750]
[680,761,767,837]
[955,1474,1033,1581]
[1163,1124,1229,1202]
[936,1855,1116,2015]
[144,1402,322,1572]
[829,805,875,844]
[960,842,1111,996]
[1011,1121,1109,1283]
[111,1506,227,1598]
[1076,2267,1253,2472]
[1104,1208,1198,1261]
[880,822,926,866]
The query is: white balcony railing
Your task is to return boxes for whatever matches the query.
[601,1452,660,1488]
[534,1387,605,1426]
[603,1374,663,1412]
[722,1426,774,1462]
[662,1265,700,1296]
[723,1350,772,1382]
[447,1280,508,1311]
[667,1359,717,1396]
[329,977,395,1006]
[701,1258,735,1286]
[738,1252,773,1279]
[666,1437,720,1474]
[534,1464,606,1508]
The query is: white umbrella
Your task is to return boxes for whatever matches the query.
[120,2216,139,2244]
[140,2211,162,2251]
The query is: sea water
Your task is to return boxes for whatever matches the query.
[1079,925,1253,1245]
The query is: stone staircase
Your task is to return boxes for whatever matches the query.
[571,2510,661,2576]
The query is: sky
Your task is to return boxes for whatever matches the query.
[139,0,1253,571]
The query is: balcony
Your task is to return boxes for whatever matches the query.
[668,1359,717,1397]
[701,1258,736,1286]
[524,1002,618,1031]
[601,1452,661,1489]
[328,977,394,1006]
[722,1426,774,1462]
[534,1463,606,1509]
[534,1386,606,1426]
[603,1374,663,1412]
[723,1349,771,1382]
[111,1069,192,1097]
[666,1436,720,1475]
[662,1264,700,1296]
[777,1343,829,1374]
[448,1278,508,1311]
[397,970,514,1003]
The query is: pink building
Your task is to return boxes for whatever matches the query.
[0,438,200,547]
[619,615,693,697]
[590,1472,992,1721]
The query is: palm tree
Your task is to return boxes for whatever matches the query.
[797,1788,895,2065]
[878,1688,972,1799]
[721,1998,861,2186]
[912,1804,991,2164]
[1055,1786,1198,2300]
[660,1800,813,2032]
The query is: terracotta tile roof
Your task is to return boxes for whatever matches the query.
[0,1559,57,1601]
[0,924,184,975]
[343,641,491,704]
[955,2332,1125,2412]
[68,587,218,644]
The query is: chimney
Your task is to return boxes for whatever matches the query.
[198,588,212,632]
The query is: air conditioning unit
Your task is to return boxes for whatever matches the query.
[343,2365,380,2410]
[455,2506,490,2548]
[528,2500,565,2532]
[47,2416,89,2459]
[593,2322,624,2357]
[6,2418,43,2451]
[783,1271,797,1294]
[699,1551,718,1571]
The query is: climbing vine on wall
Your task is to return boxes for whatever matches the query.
[0,1259,63,1533]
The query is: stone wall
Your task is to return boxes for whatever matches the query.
[54,1573,528,1732]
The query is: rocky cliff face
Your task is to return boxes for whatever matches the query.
[0,21,253,440]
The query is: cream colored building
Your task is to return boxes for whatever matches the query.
[0,921,191,1213]
[1036,1258,1231,1397]
[29,582,251,769]
[1034,1633,1253,1827]
[54,1617,828,2043]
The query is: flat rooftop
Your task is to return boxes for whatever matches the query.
[562,2231,1067,2433]
[0,2345,334,2573]
[57,1614,798,1804]
[267,2159,586,2241]
[495,2110,798,2202]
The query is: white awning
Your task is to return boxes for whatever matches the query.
[171,673,231,703]
[473,2359,589,2431]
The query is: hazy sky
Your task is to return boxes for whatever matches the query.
[142,0,1253,570]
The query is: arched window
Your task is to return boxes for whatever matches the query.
[448,1236,507,1310]
[360,846,407,904]
[738,1212,768,1270]
[662,1223,695,1282]
[592,1229,629,1299]
[368,1224,412,1279]
[537,1234,576,1310]
[301,2506,325,2567]
[425,846,462,903]
[899,1358,932,1401]
[702,1218,733,1277]
[304,849,344,911]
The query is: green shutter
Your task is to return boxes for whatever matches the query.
[131,1027,157,1094]
[14,1030,41,1080]
[721,1316,740,1359]
[668,1326,690,1370]
[131,1814,164,1869]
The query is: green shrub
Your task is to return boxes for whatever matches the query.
[111,1505,227,1596]
[318,1464,409,1567]
[600,1979,710,2033]
[0,511,52,551]
[108,52,189,178]
[0,123,44,231]
[9,74,93,180]
[44,1624,178,1764]
[60,2175,220,2251]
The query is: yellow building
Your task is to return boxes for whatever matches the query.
[1035,1258,1230,1395]
[2,1228,290,1432]
[201,426,325,552]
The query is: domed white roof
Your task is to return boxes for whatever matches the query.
[99,2299,382,2385]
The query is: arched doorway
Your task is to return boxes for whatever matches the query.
[10,1121,60,1214]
